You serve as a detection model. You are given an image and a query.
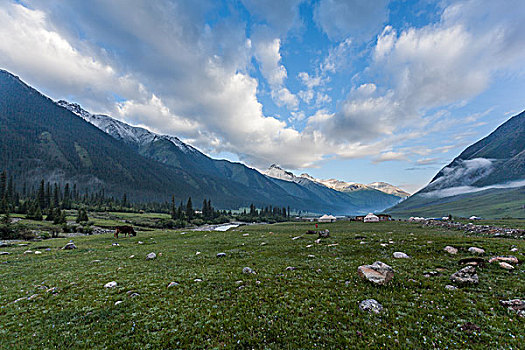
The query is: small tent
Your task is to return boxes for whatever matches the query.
[318,214,337,223]
[363,213,379,223]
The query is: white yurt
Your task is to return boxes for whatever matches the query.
[318,214,337,223]
[364,213,379,223]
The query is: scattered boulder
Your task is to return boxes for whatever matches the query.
[510,247,518,252]
[292,236,302,240]
[393,252,410,259]
[167,282,179,288]
[242,267,256,275]
[217,253,226,258]
[357,261,394,285]
[318,229,330,238]
[0,252,10,255]
[499,262,514,270]
[104,281,117,288]
[308,254,315,258]
[129,292,140,298]
[458,257,485,267]
[62,242,77,250]
[194,278,203,282]
[146,252,156,260]
[444,246,458,255]
[445,285,458,291]
[359,299,384,314]
[468,247,485,255]
[460,322,481,333]
[24,250,33,254]
[115,300,123,305]
[285,266,296,271]
[129,255,135,259]
[34,251,42,255]
[450,266,479,285]
[488,256,519,264]
[499,299,525,317]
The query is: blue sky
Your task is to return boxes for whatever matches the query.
[1,0,524,192]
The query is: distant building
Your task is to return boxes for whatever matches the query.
[318,214,337,223]
[377,214,392,222]
[355,215,365,222]
[364,213,379,222]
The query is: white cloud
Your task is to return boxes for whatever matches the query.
[421,179,525,199]
[314,0,389,41]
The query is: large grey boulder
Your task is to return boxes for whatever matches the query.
[450,266,479,285]
[359,299,384,314]
[357,261,394,285]
[146,252,157,260]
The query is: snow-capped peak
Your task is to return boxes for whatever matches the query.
[57,100,197,154]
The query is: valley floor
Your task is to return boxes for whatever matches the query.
[0,219,524,349]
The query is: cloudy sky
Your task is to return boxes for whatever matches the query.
[1,0,524,192]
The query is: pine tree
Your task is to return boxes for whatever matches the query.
[0,171,6,200]
[63,183,71,209]
[171,196,177,220]
[202,199,208,219]
[53,184,60,208]
[45,182,51,208]
[46,205,55,221]
[186,197,194,220]
[122,193,128,208]
[37,180,46,210]
[34,204,43,221]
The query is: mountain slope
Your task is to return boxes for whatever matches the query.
[1,69,400,214]
[389,111,525,218]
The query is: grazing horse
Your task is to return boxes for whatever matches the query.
[114,225,136,238]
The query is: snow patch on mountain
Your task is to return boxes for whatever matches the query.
[56,100,197,154]
[264,165,410,197]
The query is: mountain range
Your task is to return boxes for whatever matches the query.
[0,69,404,214]
[388,110,525,218]
[263,164,409,197]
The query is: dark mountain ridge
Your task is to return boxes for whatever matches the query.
[0,69,400,214]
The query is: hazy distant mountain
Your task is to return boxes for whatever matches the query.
[389,110,525,218]
[264,165,409,198]
[263,164,404,212]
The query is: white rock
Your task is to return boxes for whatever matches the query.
[104,281,117,288]
[510,248,518,252]
[196,251,201,255]
[194,278,202,282]
[242,267,256,274]
[292,236,302,240]
[34,251,42,255]
[167,282,179,288]
[129,255,135,259]
[445,285,457,291]
[357,261,394,285]
[0,252,10,255]
[115,300,123,305]
[138,241,144,244]
[444,246,458,255]
[308,255,315,258]
[499,262,514,270]
[359,299,383,314]
[216,253,226,258]
[468,247,485,255]
[24,250,33,254]
[393,252,410,259]
[146,252,156,260]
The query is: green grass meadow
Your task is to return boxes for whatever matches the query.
[1,219,524,349]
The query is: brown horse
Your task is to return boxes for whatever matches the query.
[114,225,136,238]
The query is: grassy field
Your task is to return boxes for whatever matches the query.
[1,219,524,349]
